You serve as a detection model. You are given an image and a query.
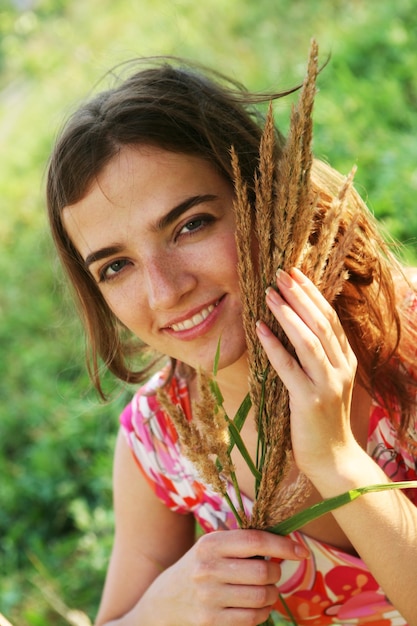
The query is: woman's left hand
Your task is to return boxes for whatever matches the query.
[256,268,417,625]
[255,267,359,481]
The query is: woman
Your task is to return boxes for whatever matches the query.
[46,57,417,625]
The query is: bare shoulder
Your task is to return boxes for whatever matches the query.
[114,427,196,563]
[404,266,417,286]
[95,429,195,625]
[392,266,417,300]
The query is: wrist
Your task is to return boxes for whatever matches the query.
[304,442,389,499]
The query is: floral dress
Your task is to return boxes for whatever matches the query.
[120,289,417,626]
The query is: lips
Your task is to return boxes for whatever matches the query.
[167,299,220,332]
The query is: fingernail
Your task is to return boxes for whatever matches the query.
[255,320,270,336]
[276,268,292,287]
[294,543,310,559]
[265,286,280,305]
[289,267,305,282]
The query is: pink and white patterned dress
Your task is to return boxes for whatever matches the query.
[120,292,417,625]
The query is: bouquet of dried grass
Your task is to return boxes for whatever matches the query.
[158,40,417,625]
[231,38,360,529]
[158,38,361,529]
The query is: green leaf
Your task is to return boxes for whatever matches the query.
[267,481,417,536]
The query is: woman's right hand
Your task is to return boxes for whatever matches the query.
[136,528,309,626]
[96,431,309,626]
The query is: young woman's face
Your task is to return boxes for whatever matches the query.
[63,145,247,372]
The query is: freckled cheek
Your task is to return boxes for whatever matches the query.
[212,236,240,272]
[103,287,150,334]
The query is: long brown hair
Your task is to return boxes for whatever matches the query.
[46,58,290,391]
[46,58,416,439]
[311,160,417,439]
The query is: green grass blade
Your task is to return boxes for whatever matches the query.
[213,337,222,376]
[231,393,252,438]
[267,480,417,536]
[209,377,224,406]
[278,594,297,626]
[225,414,262,482]
[255,368,268,494]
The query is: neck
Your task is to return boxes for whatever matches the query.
[214,351,251,419]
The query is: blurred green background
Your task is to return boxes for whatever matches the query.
[1,0,416,624]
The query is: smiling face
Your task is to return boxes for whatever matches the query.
[62,145,247,372]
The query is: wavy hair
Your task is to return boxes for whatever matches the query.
[46,58,416,441]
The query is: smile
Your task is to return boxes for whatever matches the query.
[169,302,218,332]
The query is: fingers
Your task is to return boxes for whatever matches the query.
[218,606,276,626]
[198,528,309,562]
[272,269,346,368]
[192,530,308,590]
[212,580,280,610]
[188,530,309,622]
[256,268,356,388]
[281,267,353,360]
[254,267,358,475]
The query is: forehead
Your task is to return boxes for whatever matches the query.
[65,145,226,210]
[61,145,233,257]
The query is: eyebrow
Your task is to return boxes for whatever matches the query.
[85,245,124,269]
[156,194,218,230]
[84,194,218,269]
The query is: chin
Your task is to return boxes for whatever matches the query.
[212,345,248,372]
[179,335,247,373]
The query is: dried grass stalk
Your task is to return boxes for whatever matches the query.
[157,385,226,495]
[301,165,359,300]
[233,39,362,528]
[157,380,251,527]
[246,41,320,527]
[160,39,363,532]
[272,39,318,274]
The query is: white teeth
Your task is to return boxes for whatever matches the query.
[170,303,215,332]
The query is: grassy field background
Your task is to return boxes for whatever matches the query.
[1,0,416,623]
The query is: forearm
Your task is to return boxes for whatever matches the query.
[96,529,310,626]
[95,572,166,626]
[311,444,417,625]
[97,592,163,626]
[258,269,417,622]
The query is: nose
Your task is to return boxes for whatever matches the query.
[143,254,197,311]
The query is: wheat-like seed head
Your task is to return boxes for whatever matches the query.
[233,39,362,527]
[160,39,363,531]
[157,386,230,494]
